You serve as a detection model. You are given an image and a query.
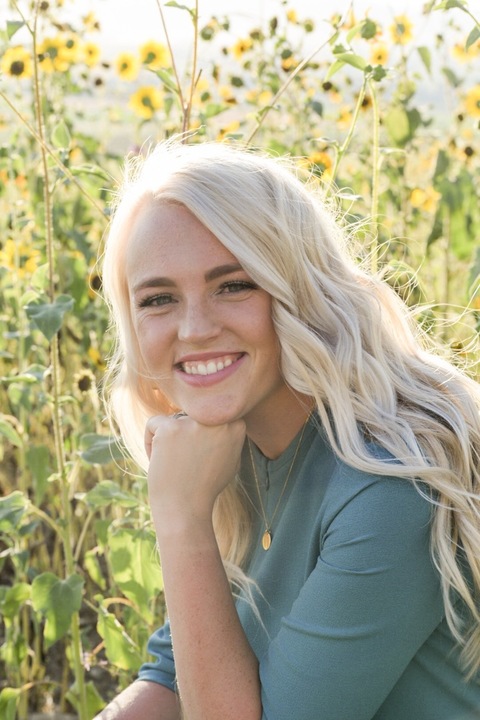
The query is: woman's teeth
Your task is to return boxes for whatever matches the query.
[183,357,234,376]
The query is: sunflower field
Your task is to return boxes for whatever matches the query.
[0,0,479,717]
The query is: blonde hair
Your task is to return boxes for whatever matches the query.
[102,139,480,675]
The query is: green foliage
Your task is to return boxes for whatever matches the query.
[31,573,84,648]
[0,0,479,718]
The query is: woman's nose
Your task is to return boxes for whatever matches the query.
[177,300,221,344]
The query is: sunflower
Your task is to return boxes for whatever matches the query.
[232,37,253,60]
[370,43,388,66]
[465,85,480,118]
[1,46,33,78]
[452,39,480,63]
[410,187,440,213]
[58,33,81,64]
[281,55,298,72]
[115,52,140,81]
[83,42,101,67]
[74,368,96,396]
[216,120,241,141]
[139,40,169,69]
[337,106,353,129]
[129,85,163,119]
[0,238,41,276]
[38,36,69,72]
[308,151,333,175]
[87,347,105,370]
[389,15,413,45]
[286,9,298,23]
[82,11,100,32]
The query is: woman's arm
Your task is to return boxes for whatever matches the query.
[93,680,180,720]
[145,415,261,720]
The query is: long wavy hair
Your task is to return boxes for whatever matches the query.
[101,139,480,676]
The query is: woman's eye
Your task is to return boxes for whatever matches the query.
[138,294,174,308]
[219,280,257,294]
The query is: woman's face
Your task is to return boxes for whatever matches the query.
[125,201,294,428]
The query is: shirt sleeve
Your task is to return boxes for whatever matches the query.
[136,619,177,693]
[259,470,445,720]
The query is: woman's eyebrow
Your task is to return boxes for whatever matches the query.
[204,263,244,282]
[132,264,244,294]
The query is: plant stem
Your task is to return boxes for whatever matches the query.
[368,78,381,274]
[0,90,107,219]
[31,3,88,717]
[154,0,186,116]
[325,74,368,193]
[183,0,199,135]
[245,31,337,146]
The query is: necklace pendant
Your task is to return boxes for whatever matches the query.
[262,529,272,550]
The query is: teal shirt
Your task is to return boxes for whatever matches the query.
[138,418,480,719]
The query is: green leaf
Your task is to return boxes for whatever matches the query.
[346,22,363,43]
[384,107,410,146]
[70,163,112,181]
[371,66,387,82]
[334,52,367,71]
[432,0,467,8]
[164,1,197,20]
[433,149,450,179]
[66,680,105,718]
[108,527,163,621]
[0,583,31,619]
[79,434,125,465]
[417,46,432,74]
[384,107,421,147]
[83,480,138,509]
[25,294,75,341]
[309,100,323,116]
[325,59,346,81]
[31,573,84,648]
[360,19,377,40]
[441,66,461,87]
[84,549,107,590]
[51,120,71,149]
[426,209,444,248]
[468,247,480,291]
[466,25,480,51]
[6,20,24,40]
[26,445,52,505]
[96,607,142,671]
[0,491,28,532]
[203,103,228,119]
[0,687,21,720]
[0,416,23,447]
[154,67,179,95]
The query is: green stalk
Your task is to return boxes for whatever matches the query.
[368,78,381,274]
[183,0,200,135]
[0,90,107,219]
[325,74,368,193]
[245,31,337,146]
[154,0,186,120]
[31,3,88,717]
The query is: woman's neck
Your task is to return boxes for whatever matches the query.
[245,392,314,459]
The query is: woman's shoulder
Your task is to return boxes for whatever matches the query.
[307,430,434,530]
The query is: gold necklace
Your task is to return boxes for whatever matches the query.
[247,414,311,551]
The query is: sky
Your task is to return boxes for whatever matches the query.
[89,0,460,57]
[1,0,468,58]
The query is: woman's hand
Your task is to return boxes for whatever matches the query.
[144,414,246,527]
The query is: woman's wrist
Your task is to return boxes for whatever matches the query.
[152,509,217,548]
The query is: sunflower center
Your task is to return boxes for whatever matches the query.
[11,60,25,76]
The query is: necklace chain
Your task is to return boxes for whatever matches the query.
[247,413,311,550]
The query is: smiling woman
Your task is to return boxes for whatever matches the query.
[96,138,480,720]
[125,202,289,431]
